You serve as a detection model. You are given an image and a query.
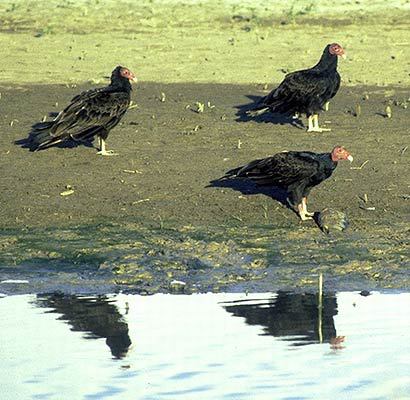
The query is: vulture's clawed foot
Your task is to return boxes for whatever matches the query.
[299,213,314,221]
[97,149,119,156]
[307,127,331,133]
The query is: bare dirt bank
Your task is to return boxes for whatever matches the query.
[0,82,408,293]
[1,82,408,229]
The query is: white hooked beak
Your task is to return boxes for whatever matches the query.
[347,155,353,162]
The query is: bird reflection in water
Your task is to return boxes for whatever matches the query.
[221,291,340,346]
[330,336,346,350]
[36,293,131,359]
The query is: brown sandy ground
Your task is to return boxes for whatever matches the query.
[0,82,408,293]
[0,82,408,228]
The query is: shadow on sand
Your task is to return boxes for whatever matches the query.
[234,94,304,129]
[208,176,290,210]
[208,176,323,228]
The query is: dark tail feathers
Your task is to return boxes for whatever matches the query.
[26,121,61,151]
[222,166,243,178]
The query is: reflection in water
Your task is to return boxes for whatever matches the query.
[1,292,409,400]
[222,291,338,344]
[35,293,131,359]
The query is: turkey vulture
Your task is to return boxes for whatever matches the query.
[223,146,353,220]
[27,65,136,155]
[247,43,345,132]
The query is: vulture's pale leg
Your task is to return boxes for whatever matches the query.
[287,198,312,220]
[97,137,118,156]
[307,114,330,132]
[302,197,314,217]
[297,203,313,221]
[311,114,331,132]
[307,115,315,132]
[324,101,330,111]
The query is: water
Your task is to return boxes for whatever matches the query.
[1,292,409,399]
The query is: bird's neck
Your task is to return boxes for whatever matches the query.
[312,52,338,72]
[329,153,340,164]
[109,79,132,93]
[318,152,338,167]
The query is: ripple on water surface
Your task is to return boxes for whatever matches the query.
[0,292,409,399]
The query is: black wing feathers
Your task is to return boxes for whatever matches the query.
[227,152,320,187]
[247,46,341,116]
[50,89,130,139]
[28,86,130,151]
[261,70,336,115]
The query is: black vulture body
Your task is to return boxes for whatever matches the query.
[224,150,339,220]
[248,44,343,131]
[28,66,133,154]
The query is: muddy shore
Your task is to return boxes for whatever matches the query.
[0,0,409,294]
[0,82,409,293]
[1,82,409,228]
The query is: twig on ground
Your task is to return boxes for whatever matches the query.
[350,160,369,170]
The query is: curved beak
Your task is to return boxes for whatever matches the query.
[341,53,347,60]
[347,155,353,162]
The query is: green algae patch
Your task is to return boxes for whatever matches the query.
[0,1,409,86]
[0,220,408,294]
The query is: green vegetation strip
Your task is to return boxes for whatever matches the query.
[0,0,409,85]
[1,221,408,292]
